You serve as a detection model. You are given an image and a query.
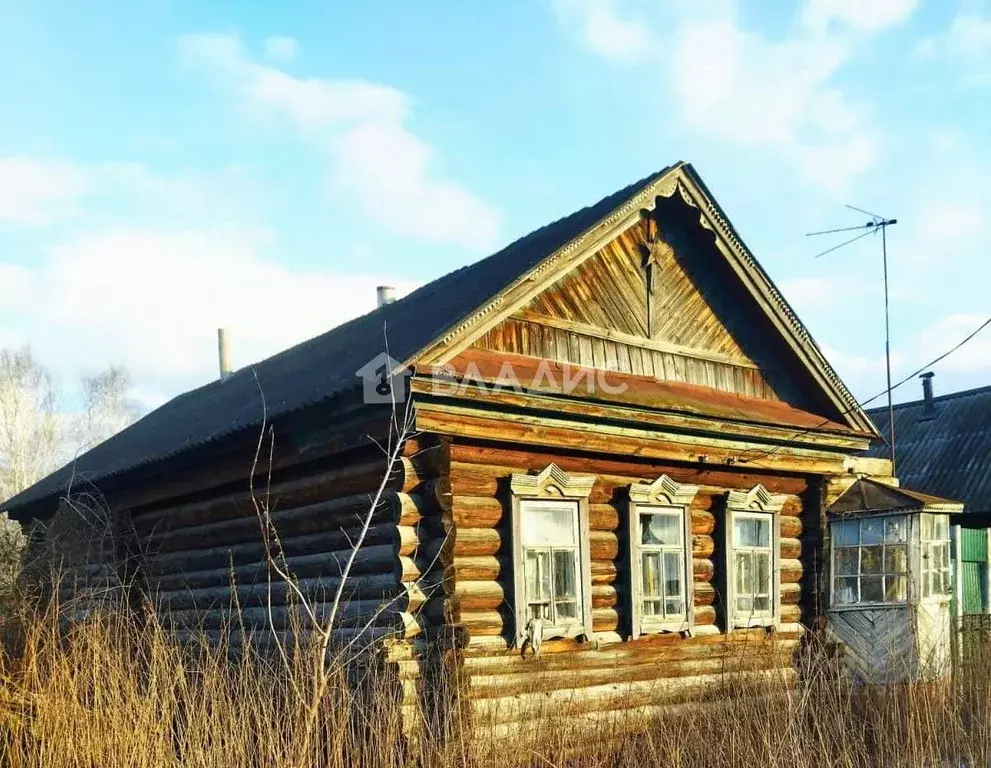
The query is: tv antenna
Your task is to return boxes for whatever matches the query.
[807,205,899,473]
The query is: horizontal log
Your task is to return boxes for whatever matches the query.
[780,537,801,560]
[694,582,715,607]
[691,509,715,535]
[454,580,504,611]
[694,605,716,626]
[454,528,502,557]
[469,648,797,699]
[592,608,618,632]
[592,584,617,609]
[780,604,800,624]
[780,516,802,538]
[692,534,714,558]
[693,558,714,582]
[780,559,802,584]
[452,497,504,528]
[133,456,428,535]
[462,625,796,657]
[154,572,404,611]
[144,492,428,554]
[781,582,801,606]
[589,503,620,531]
[470,668,797,725]
[462,630,800,673]
[147,541,401,581]
[164,600,425,634]
[449,452,811,499]
[458,609,506,637]
[590,530,619,561]
[452,556,502,582]
[591,559,617,585]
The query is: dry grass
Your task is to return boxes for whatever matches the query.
[0,598,989,768]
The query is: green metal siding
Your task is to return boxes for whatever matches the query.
[962,528,988,562]
[961,561,985,614]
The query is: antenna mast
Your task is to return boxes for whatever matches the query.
[807,206,899,474]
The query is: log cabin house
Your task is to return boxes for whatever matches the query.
[1,161,960,736]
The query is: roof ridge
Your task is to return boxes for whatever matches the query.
[866,382,991,412]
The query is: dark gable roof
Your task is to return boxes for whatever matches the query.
[866,384,991,514]
[2,167,674,514]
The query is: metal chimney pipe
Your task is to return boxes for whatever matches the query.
[920,371,935,415]
[376,286,396,307]
[218,328,232,380]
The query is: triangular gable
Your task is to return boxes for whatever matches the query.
[413,163,877,436]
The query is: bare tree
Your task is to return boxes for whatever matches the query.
[0,347,61,503]
[0,346,142,504]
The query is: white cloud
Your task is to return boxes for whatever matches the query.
[915,14,991,85]
[263,35,299,62]
[671,13,876,192]
[178,33,500,250]
[917,313,991,374]
[553,0,652,64]
[0,228,420,395]
[801,0,917,32]
[0,158,88,224]
[550,0,920,192]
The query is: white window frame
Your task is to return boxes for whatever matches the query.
[510,464,595,645]
[921,513,951,602]
[628,475,699,638]
[829,514,910,608]
[726,485,786,630]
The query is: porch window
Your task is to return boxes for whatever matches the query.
[628,476,699,637]
[921,514,951,599]
[520,500,582,628]
[831,515,909,606]
[726,485,786,629]
[510,464,595,645]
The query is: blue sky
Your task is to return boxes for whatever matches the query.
[0,0,989,411]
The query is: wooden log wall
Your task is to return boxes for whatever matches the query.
[127,437,453,732]
[446,441,810,730]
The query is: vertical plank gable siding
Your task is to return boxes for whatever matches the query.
[471,221,786,400]
[447,442,806,731]
[126,437,452,729]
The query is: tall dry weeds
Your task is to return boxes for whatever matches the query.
[0,597,989,768]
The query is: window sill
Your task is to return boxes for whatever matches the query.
[829,602,908,612]
[732,615,776,629]
[639,619,691,636]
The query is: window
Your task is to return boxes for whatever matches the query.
[628,476,699,637]
[921,514,951,599]
[510,464,595,645]
[831,515,908,606]
[726,485,786,629]
[520,500,582,628]
[733,513,774,617]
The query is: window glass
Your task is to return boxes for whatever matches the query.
[635,505,689,628]
[731,512,775,622]
[831,515,909,606]
[641,511,681,546]
[520,501,583,631]
[861,518,884,546]
[833,520,859,547]
[521,504,575,546]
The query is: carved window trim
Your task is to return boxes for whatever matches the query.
[725,485,787,631]
[510,464,595,645]
[628,476,700,639]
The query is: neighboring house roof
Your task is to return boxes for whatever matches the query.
[828,477,963,517]
[867,385,991,515]
[2,161,872,515]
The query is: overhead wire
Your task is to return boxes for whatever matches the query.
[736,314,991,467]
